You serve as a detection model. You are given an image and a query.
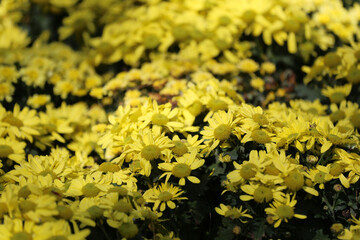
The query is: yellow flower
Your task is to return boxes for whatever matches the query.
[27,94,51,108]
[322,84,352,104]
[304,165,332,190]
[159,150,204,186]
[240,183,286,203]
[143,183,187,212]
[270,148,318,196]
[0,137,26,164]
[19,67,46,88]
[17,194,58,223]
[65,174,110,198]
[250,77,265,92]
[215,204,252,223]
[227,150,267,185]
[58,9,95,40]
[238,59,259,73]
[201,110,239,153]
[265,194,306,228]
[0,65,17,83]
[0,104,40,142]
[0,81,14,102]
[32,220,90,240]
[138,99,183,132]
[260,62,276,75]
[0,216,35,240]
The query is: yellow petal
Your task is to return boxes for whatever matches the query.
[288,32,297,54]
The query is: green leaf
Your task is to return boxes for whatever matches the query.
[312,229,330,240]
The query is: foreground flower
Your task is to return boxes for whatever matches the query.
[143,183,187,211]
[265,194,306,228]
[215,204,253,223]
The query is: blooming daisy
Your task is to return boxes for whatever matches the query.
[0,104,40,142]
[201,110,239,154]
[158,150,205,185]
[138,99,183,132]
[0,137,26,164]
[215,204,253,222]
[265,194,306,228]
[321,84,352,104]
[143,183,187,212]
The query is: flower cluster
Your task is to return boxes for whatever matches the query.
[0,0,360,239]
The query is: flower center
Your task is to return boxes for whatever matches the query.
[253,113,269,126]
[144,35,160,49]
[284,170,304,192]
[19,200,36,213]
[171,141,188,156]
[242,10,256,23]
[284,19,300,32]
[314,171,326,184]
[0,145,14,158]
[141,145,161,161]
[346,68,360,84]
[81,183,100,197]
[330,110,345,123]
[251,129,271,144]
[172,163,191,178]
[208,99,228,112]
[188,101,204,116]
[218,15,231,26]
[87,206,103,219]
[18,186,31,198]
[97,42,113,56]
[240,163,257,180]
[151,113,169,125]
[324,52,341,68]
[2,113,23,127]
[113,199,133,213]
[330,92,346,104]
[253,185,273,203]
[158,191,173,201]
[265,164,280,176]
[57,205,73,220]
[98,162,120,172]
[276,205,294,219]
[118,223,139,239]
[328,134,342,144]
[214,124,232,141]
[39,170,57,179]
[330,163,344,176]
[11,232,33,240]
[172,25,188,41]
[108,186,128,196]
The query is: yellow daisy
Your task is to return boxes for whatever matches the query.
[138,99,183,132]
[32,220,90,240]
[0,137,26,164]
[159,150,205,186]
[0,104,40,142]
[265,194,306,228]
[201,110,239,154]
[65,174,110,198]
[143,183,187,212]
[240,183,286,203]
[215,204,253,223]
[322,84,352,104]
[115,128,173,176]
[0,216,35,240]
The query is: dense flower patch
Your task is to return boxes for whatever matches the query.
[0,0,360,239]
